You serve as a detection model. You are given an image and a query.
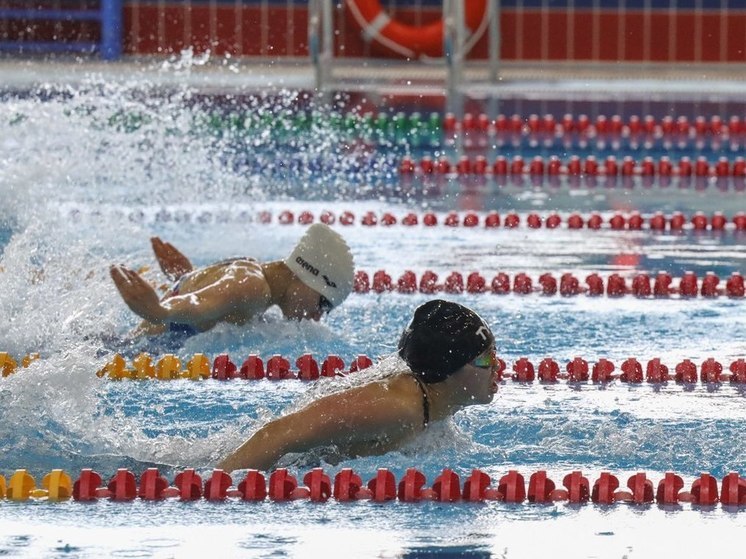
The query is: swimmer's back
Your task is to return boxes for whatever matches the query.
[168,258,261,295]
[162,258,271,330]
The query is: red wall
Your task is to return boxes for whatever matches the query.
[123,3,746,62]
[2,2,744,62]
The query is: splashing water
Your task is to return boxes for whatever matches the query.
[0,55,396,476]
[1,55,745,489]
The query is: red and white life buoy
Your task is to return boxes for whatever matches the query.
[346,0,489,59]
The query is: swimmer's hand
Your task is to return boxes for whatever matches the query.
[151,237,193,281]
[110,264,169,324]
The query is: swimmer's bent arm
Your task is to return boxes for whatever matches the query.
[162,269,271,325]
[110,265,270,326]
[151,237,193,281]
[217,384,421,472]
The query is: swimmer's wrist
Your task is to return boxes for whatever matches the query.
[148,304,171,324]
[158,302,198,326]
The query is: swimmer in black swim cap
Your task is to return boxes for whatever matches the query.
[398,298,496,383]
[218,299,500,472]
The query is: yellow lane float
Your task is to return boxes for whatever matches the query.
[7,469,35,501]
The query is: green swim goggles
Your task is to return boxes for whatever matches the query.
[470,346,497,369]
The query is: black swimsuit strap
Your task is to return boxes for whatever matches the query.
[410,374,430,428]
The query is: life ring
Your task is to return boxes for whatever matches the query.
[346,0,489,59]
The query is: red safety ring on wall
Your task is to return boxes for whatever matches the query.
[346,0,489,59]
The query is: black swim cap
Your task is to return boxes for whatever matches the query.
[398,299,494,383]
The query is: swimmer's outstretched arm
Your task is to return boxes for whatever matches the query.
[110,264,270,326]
[217,383,422,472]
[151,237,193,281]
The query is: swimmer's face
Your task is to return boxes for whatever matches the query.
[281,279,328,321]
[456,345,499,405]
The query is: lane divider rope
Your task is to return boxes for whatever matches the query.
[60,208,746,229]
[299,111,743,150]
[88,353,746,384]
[2,467,744,506]
[6,352,746,384]
[92,353,373,381]
[354,270,746,298]
[249,209,746,231]
[399,155,746,178]
[114,354,746,384]
[442,112,745,140]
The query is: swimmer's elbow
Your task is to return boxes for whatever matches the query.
[220,412,348,472]
[219,423,287,473]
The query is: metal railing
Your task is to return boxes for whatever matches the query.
[0,0,122,60]
[309,0,501,96]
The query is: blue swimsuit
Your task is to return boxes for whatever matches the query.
[166,275,199,336]
[168,322,199,336]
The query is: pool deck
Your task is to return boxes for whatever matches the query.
[2,56,746,100]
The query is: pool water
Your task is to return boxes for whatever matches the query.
[1,71,746,558]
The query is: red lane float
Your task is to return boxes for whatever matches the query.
[96,353,746,385]
[252,210,746,232]
[504,357,746,384]
[7,467,746,508]
[400,156,746,178]
[96,353,372,381]
[437,112,745,144]
[354,270,746,299]
[615,357,706,385]
[345,0,488,59]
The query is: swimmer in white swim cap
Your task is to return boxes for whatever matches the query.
[218,300,499,472]
[110,223,355,336]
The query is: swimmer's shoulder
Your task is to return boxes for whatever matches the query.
[318,372,410,403]
[218,257,262,271]
[302,382,422,440]
[382,371,421,393]
[211,258,265,280]
[187,257,261,279]
[184,258,269,303]
[347,372,425,423]
[227,261,272,303]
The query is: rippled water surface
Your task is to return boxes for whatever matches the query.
[1,67,745,558]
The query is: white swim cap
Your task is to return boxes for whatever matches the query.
[285,223,355,308]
